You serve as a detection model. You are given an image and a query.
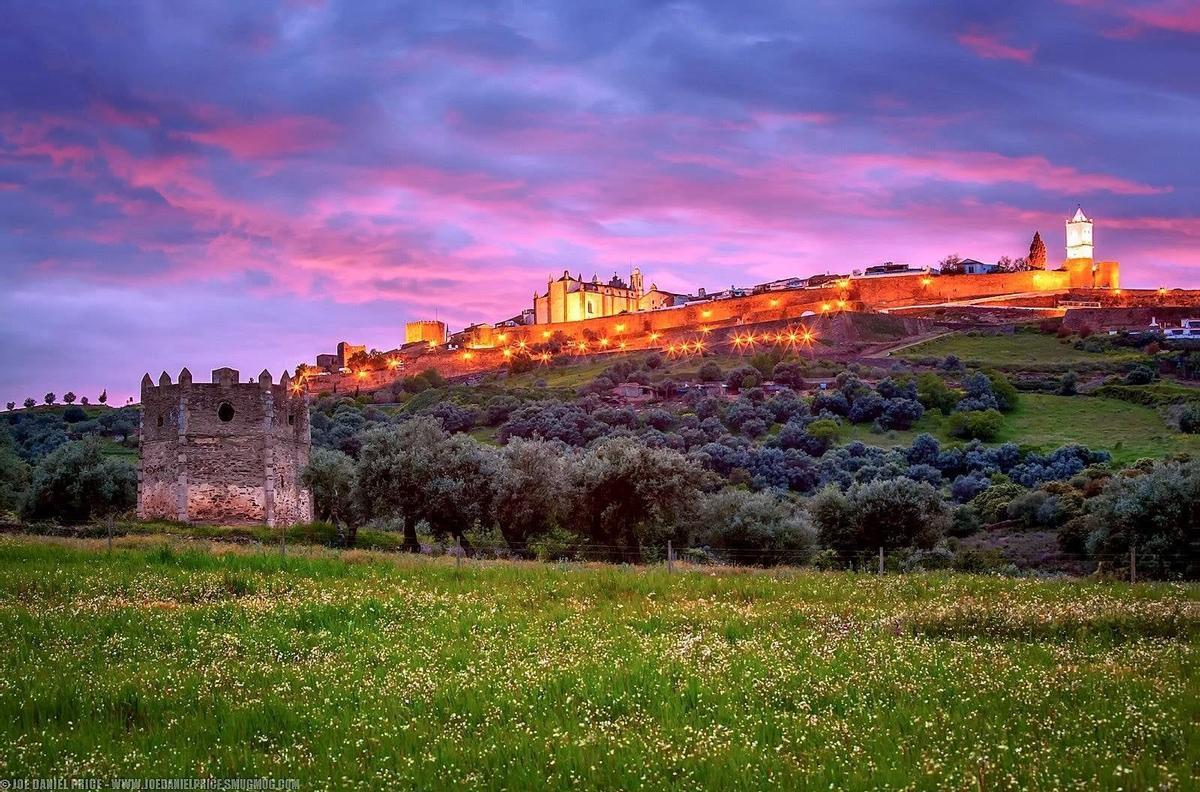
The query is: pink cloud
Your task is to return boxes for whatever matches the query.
[178,115,339,159]
[956,30,1036,63]
[842,151,1168,195]
[1059,0,1200,36]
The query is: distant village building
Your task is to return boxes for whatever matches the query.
[611,382,656,403]
[1164,319,1200,340]
[862,263,920,277]
[959,259,999,275]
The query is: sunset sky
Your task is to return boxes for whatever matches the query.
[2,1,1198,404]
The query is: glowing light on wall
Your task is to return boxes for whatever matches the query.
[615,324,625,333]
[542,331,551,339]
[599,338,610,347]
[821,303,831,312]
[702,309,712,318]
[461,352,474,361]
[769,299,779,307]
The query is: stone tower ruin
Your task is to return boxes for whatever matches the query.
[137,367,313,526]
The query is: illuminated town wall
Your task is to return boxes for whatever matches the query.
[302,265,1130,395]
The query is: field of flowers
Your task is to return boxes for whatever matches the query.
[0,535,1196,790]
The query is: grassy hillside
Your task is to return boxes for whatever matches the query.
[843,393,1200,464]
[895,331,1144,368]
[0,536,1195,789]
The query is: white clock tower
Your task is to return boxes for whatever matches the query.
[1066,206,1093,261]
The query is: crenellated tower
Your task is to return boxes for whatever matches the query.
[137,367,312,526]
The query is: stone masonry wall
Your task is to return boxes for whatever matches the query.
[138,369,312,526]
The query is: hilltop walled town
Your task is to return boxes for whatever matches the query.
[292,208,1198,395]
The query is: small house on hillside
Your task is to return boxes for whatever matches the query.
[612,382,656,404]
[960,259,999,275]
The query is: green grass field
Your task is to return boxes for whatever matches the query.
[1,536,1196,789]
[895,331,1145,368]
[844,393,1200,464]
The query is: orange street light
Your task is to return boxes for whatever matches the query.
[702,309,712,318]
[618,340,627,350]
[502,349,513,358]
[615,323,625,333]
[821,303,831,312]
[649,331,661,342]
[542,330,552,339]
[462,351,474,361]
[921,277,932,287]
[769,298,779,307]
[599,338,610,347]
[517,339,527,349]
[496,332,507,342]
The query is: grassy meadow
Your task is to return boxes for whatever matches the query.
[1,536,1196,790]
[843,392,1200,464]
[893,331,1146,368]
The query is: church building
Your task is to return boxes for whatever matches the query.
[533,268,685,324]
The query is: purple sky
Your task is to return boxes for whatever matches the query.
[3,1,1199,405]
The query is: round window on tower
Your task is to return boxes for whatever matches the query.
[217,402,235,422]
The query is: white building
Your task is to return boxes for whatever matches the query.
[1066,207,1094,261]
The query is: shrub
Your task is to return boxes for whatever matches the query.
[691,489,817,565]
[811,479,949,555]
[726,366,762,391]
[1124,365,1156,385]
[880,398,924,430]
[63,405,87,423]
[1057,371,1078,396]
[805,419,841,455]
[1178,404,1200,434]
[20,438,136,523]
[1082,460,1199,578]
[698,361,723,383]
[947,409,1003,441]
[916,373,959,415]
[771,361,806,389]
[968,481,1026,523]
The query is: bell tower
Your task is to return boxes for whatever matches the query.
[1066,206,1093,262]
[630,267,644,298]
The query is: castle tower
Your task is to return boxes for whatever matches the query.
[1066,206,1093,261]
[630,267,643,298]
[137,367,313,526]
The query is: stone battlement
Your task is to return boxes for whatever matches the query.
[138,367,312,527]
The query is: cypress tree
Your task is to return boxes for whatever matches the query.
[1029,231,1047,269]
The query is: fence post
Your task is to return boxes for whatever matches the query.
[107,516,114,553]
[280,522,286,560]
[667,540,674,575]
[456,536,462,572]
[1130,543,1136,584]
[878,547,884,575]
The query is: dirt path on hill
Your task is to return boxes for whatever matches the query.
[860,330,958,359]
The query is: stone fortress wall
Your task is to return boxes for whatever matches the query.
[302,264,1122,394]
[138,367,312,526]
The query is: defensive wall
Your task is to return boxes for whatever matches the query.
[139,367,313,526]
[301,266,1127,395]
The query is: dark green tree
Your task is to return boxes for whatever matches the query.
[1029,231,1047,269]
